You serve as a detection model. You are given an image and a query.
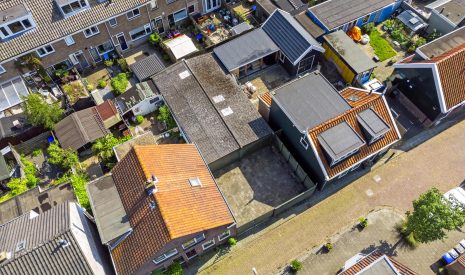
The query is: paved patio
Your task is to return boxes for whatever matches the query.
[196,118,465,275]
[214,146,306,229]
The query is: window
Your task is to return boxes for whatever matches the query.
[338,170,349,179]
[0,16,36,39]
[300,136,309,150]
[0,65,5,75]
[64,35,75,46]
[36,45,55,57]
[350,162,362,172]
[182,233,205,249]
[331,149,360,167]
[188,4,195,14]
[202,239,215,250]
[189,177,201,187]
[153,17,165,33]
[126,8,140,20]
[95,41,114,54]
[218,230,230,241]
[172,9,187,23]
[60,0,89,16]
[129,24,152,41]
[279,52,285,63]
[153,248,178,264]
[83,26,99,38]
[108,18,117,27]
[149,97,161,104]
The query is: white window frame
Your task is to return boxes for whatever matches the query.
[279,52,286,63]
[59,0,90,17]
[108,18,118,27]
[202,239,215,250]
[300,136,309,150]
[182,233,205,249]
[331,148,359,166]
[36,45,55,57]
[126,8,141,20]
[0,15,36,39]
[153,248,178,264]
[64,35,75,46]
[350,162,362,172]
[83,26,100,38]
[129,24,152,41]
[218,230,230,241]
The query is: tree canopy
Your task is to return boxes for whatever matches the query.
[157,105,176,129]
[92,134,130,165]
[47,142,79,171]
[22,93,63,129]
[405,187,465,243]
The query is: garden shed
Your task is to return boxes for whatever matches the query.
[162,35,198,62]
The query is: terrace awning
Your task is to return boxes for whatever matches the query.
[0,78,29,112]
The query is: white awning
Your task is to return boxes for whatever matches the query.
[164,35,198,61]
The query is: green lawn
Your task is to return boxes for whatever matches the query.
[369,29,397,61]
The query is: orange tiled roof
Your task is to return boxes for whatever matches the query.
[260,92,273,106]
[133,144,234,239]
[340,251,418,275]
[308,88,400,179]
[400,44,465,110]
[110,144,234,275]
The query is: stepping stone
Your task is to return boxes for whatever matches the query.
[366,189,374,197]
[373,175,382,183]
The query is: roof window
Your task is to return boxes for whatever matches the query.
[56,0,90,17]
[189,177,202,187]
[0,4,36,40]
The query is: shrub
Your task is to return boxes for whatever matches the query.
[54,68,69,78]
[117,58,129,72]
[228,237,237,246]
[32,148,42,157]
[290,259,303,272]
[135,115,144,125]
[362,23,375,34]
[21,157,39,189]
[166,261,182,275]
[104,59,114,67]
[22,93,64,129]
[359,217,368,228]
[391,29,406,43]
[162,54,170,61]
[92,134,130,165]
[157,105,176,129]
[86,84,94,91]
[97,79,107,89]
[149,33,162,45]
[111,73,129,95]
[383,19,394,30]
[427,29,441,42]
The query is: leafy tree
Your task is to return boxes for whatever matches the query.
[166,262,182,275]
[22,93,64,129]
[362,23,375,34]
[117,58,129,72]
[21,157,39,188]
[92,134,130,164]
[111,73,129,95]
[157,105,176,129]
[97,79,107,89]
[53,172,90,211]
[135,115,144,125]
[405,187,465,244]
[47,142,79,171]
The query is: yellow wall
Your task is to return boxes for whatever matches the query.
[322,43,356,84]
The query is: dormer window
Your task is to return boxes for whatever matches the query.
[56,0,90,17]
[0,4,36,40]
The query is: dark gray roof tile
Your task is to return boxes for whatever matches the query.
[130,54,166,82]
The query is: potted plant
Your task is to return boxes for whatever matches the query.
[324,242,333,252]
[359,217,368,229]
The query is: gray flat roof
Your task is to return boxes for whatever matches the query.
[153,53,272,164]
[263,9,322,64]
[309,0,396,30]
[430,0,465,25]
[213,28,279,72]
[231,22,252,35]
[397,10,427,32]
[323,31,376,73]
[417,26,465,58]
[113,131,157,161]
[87,175,131,244]
[272,71,351,131]
[130,54,166,82]
[357,108,390,140]
[295,11,326,38]
[318,122,365,160]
